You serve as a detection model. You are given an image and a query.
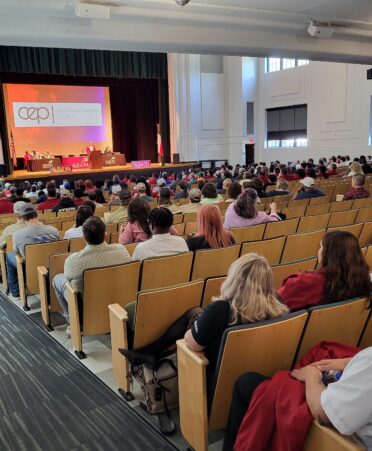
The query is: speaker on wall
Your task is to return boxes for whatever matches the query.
[173,153,180,163]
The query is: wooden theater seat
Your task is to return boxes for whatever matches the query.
[191,245,240,281]
[69,237,86,253]
[305,203,331,216]
[229,224,265,244]
[240,236,286,265]
[0,235,14,293]
[358,222,372,247]
[202,276,226,308]
[328,209,358,228]
[263,217,299,240]
[355,207,372,224]
[297,213,331,233]
[329,200,353,212]
[271,257,318,290]
[109,280,204,399]
[124,242,138,256]
[280,206,306,220]
[327,223,363,239]
[16,240,69,310]
[38,253,70,330]
[281,229,325,263]
[177,311,308,451]
[304,421,366,451]
[139,252,193,291]
[296,298,370,361]
[66,261,141,358]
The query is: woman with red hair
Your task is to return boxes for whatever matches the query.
[186,204,235,251]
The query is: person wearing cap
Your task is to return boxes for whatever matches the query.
[177,188,203,214]
[52,189,77,213]
[6,204,59,298]
[293,177,325,200]
[37,187,60,211]
[0,201,27,249]
[133,182,155,203]
[0,190,14,214]
[105,189,132,225]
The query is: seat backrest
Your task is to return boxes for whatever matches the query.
[327,223,363,239]
[355,207,372,224]
[305,203,331,216]
[240,236,286,265]
[202,276,226,308]
[61,220,76,231]
[69,237,86,253]
[329,200,353,212]
[110,231,119,243]
[82,261,141,335]
[271,257,318,290]
[288,199,310,208]
[359,309,372,349]
[140,252,194,291]
[124,242,138,256]
[309,195,330,205]
[57,211,76,220]
[173,213,183,224]
[25,240,69,294]
[297,213,331,233]
[133,280,204,348]
[296,298,370,361]
[6,235,13,252]
[328,209,358,228]
[191,245,240,281]
[358,221,372,247]
[264,217,299,239]
[173,222,186,235]
[48,253,70,312]
[185,222,197,236]
[230,224,265,244]
[352,198,372,209]
[208,311,308,430]
[183,212,197,223]
[281,229,325,263]
[280,206,306,220]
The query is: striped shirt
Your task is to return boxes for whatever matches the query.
[64,242,131,292]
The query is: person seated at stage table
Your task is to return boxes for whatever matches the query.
[64,205,93,240]
[186,205,235,251]
[224,188,281,229]
[88,192,103,209]
[131,207,189,262]
[0,190,15,214]
[176,188,203,214]
[119,198,152,245]
[343,174,370,200]
[73,189,84,206]
[293,177,325,200]
[52,189,77,213]
[200,183,224,205]
[0,201,26,249]
[277,231,372,311]
[133,182,155,203]
[37,187,60,211]
[158,187,179,213]
[53,216,131,336]
[6,204,59,298]
[105,189,132,225]
[85,141,96,156]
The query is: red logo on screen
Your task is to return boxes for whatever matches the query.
[17,106,55,124]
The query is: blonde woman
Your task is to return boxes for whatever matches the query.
[348,161,363,177]
[121,254,288,372]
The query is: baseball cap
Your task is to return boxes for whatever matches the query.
[111,185,122,195]
[301,177,315,188]
[118,189,132,200]
[135,182,146,192]
[60,188,71,198]
[189,188,202,200]
[14,201,26,215]
[18,203,36,217]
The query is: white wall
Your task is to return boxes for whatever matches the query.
[256,60,372,164]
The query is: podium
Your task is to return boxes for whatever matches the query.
[88,151,103,169]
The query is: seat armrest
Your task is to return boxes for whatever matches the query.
[66,282,82,353]
[37,266,50,328]
[304,421,366,451]
[177,338,209,366]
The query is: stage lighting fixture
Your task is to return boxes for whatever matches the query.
[175,0,191,7]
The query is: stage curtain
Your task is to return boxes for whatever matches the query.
[0,46,167,79]
[0,82,11,174]
[159,79,171,162]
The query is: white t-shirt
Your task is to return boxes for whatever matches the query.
[64,226,83,240]
[132,233,189,261]
[321,347,372,448]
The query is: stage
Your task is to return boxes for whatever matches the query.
[0,162,199,186]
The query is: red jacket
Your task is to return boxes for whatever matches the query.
[37,198,60,211]
[234,341,360,451]
[0,198,14,214]
[277,270,326,311]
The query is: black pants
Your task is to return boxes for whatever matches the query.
[223,372,268,451]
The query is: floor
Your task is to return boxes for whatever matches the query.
[4,288,225,451]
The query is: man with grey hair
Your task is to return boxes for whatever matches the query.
[0,201,27,249]
[343,174,370,200]
[177,188,203,214]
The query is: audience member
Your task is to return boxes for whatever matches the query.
[224,189,281,229]
[348,161,364,177]
[105,189,132,224]
[262,179,290,197]
[343,174,370,200]
[63,205,93,240]
[158,187,179,213]
[88,192,103,208]
[200,183,224,204]
[53,216,131,336]
[0,201,26,249]
[25,185,38,202]
[37,187,59,211]
[0,191,15,214]
[119,197,152,244]
[52,189,77,213]
[12,188,30,204]
[73,189,84,206]
[293,177,325,200]
[131,207,188,261]
[177,188,202,213]
[174,181,188,200]
[278,231,371,310]
[133,182,154,203]
[6,204,59,297]
[83,200,96,214]
[226,182,242,203]
[186,205,235,251]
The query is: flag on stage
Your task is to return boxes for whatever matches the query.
[10,130,17,167]
[157,123,164,160]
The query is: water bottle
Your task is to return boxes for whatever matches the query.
[322,370,343,385]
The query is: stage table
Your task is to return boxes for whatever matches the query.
[61,156,89,169]
[28,158,62,172]
[102,154,125,166]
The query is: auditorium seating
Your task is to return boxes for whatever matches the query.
[304,421,366,451]
[240,236,286,264]
[191,245,240,280]
[271,257,317,289]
